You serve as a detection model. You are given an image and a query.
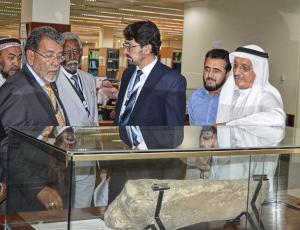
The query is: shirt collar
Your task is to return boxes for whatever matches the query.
[0,73,6,85]
[136,57,157,78]
[26,63,45,88]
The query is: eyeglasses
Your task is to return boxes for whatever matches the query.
[122,43,140,51]
[34,50,65,63]
[63,49,82,57]
[233,63,253,73]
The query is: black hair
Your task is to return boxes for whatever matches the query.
[123,20,161,55]
[205,49,231,72]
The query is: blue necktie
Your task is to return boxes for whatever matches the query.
[130,126,140,147]
[120,70,143,125]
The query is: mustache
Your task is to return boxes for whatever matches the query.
[48,67,60,72]
[10,66,20,71]
[205,77,216,82]
[66,60,79,65]
[234,75,246,81]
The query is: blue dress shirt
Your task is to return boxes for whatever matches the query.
[188,88,220,126]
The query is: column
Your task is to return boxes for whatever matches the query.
[20,0,71,37]
[98,27,114,48]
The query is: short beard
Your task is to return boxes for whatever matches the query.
[42,68,60,83]
[0,70,9,79]
[203,75,226,92]
[127,50,145,66]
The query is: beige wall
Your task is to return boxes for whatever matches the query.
[21,0,70,24]
[182,0,300,126]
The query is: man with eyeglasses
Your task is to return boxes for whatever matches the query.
[0,26,69,213]
[106,20,187,204]
[211,46,285,182]
[188,49,231,125]
[114,20,186,126]
[0,38,22,87]
[216,44,286,126]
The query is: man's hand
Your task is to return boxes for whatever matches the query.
[37,186,63,210]
[101,80,118,99]
[0,182,7,203]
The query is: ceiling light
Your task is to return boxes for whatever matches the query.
[141,5,183,12]
[81,13,117,19]
[119,8,183,18]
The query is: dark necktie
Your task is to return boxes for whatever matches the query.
[71,74,82,94]
[120,70,143,125]
[130,126,140,147]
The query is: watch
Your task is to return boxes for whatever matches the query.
[0,182,3,196]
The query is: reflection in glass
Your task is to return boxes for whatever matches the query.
[7,126,70,214]
[210,126,285,190]
[196,126,218,178]
[104,126,185,204]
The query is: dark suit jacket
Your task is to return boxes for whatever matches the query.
[0,66,69,129]
[0,66,69,213]
[114,61,186,126]
[107,126,186,203]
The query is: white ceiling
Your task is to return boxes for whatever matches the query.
[0,0,193,44]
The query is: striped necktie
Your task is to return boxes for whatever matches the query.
[44,84,65,126]
[130,126,140,147]
[71,74,82,94]
[120,70,143,125]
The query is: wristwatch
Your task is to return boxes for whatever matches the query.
[0,182,3,196]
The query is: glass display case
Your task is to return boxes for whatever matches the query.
[3,125,300,229]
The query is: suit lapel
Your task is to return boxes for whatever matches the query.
[23,66,59,125]
[115,66,136,121]
[129,61,165,120]
[77,70,88,99]
[61,69,84,105]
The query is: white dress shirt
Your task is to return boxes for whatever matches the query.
[119,58,158,119]
[0,73,6,87]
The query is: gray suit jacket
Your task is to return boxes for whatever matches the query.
[56,68,98,126]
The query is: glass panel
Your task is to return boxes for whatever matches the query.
[5,128,71,229]
[4,125,300,229]
[270,153,300,228]
[11,125,290,156]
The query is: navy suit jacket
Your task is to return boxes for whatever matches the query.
[114,61,186,126]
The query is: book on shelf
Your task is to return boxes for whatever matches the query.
[89,50,99,59]
[107,49,119,59]
[88,68,99,77]
[89,60,98,68]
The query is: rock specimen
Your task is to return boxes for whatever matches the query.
[104,179,269,229]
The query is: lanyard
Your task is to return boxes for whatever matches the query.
[65,74,90,117]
